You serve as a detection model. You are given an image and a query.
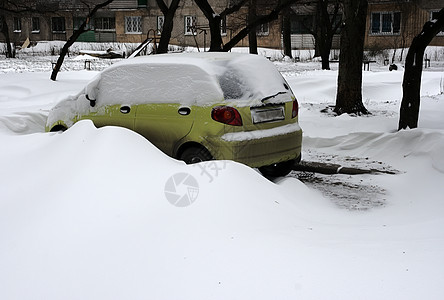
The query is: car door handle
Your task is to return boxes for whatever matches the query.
[120,106,131,114]
[178,107,191,116]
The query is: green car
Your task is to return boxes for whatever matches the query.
[46,52,302,177]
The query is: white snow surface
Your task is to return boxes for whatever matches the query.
[1,51,444,299]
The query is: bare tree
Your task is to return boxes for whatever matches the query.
[398,8,444,130]
[282,9,292,58]
[156,0,180,54]
[194,0,298,52]
[193,0,248,51]
[223,0,299,51]
[194,0,223,51]
[0,14,13,57]
[311,0,342,70]
[248,0,258,54]
[50,0,115,81]
[0,0,40,58]
[334,0,368,115]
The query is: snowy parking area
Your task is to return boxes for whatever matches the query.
[1,51,444,299]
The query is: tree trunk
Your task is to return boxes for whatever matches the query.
[399,8,444,130]
[50,0,114,81]
[1,16,13,58]
[248,0,258,54]
[282,10,292,58]
[334,0,369,115]
[313,1,322,58]
[194,0,223,51]
[320,48,331,70]
[310,0,341,70]
[156,0,180,54]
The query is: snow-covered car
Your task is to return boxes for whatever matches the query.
[46,52,302,176]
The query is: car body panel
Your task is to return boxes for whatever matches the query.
[80,104,136,130]
[135,103,195,155]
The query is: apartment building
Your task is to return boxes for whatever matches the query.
[0,0,443,51]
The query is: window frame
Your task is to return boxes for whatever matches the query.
[220,15,227,36]
[370,11,401,35]
[95,17,115,31]
[184,15,197,36]
[137,0,147,7]
[13,17,22,33]
[125,16,142,34]
[157,15,164,35]
[52,17,66,33]
[73,17,94,31]
[31,17,40,33]
[256,21,269,36]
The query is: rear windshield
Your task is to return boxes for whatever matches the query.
[214,56,294,105]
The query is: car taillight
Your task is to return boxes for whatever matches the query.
[211,106,243,126]
[292,99,299,118]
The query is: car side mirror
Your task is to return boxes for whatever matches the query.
[86,94,96,107]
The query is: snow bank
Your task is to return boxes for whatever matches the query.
[0,120,328,300]
[2,57,444,299]
[1,120,444,300]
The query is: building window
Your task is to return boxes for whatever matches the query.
[184,15,196,35]
[95,17,115,31]
[371,12,401,35]
[52,17,66,33]
[256,22,269,36]
[157,16,164,34]
[73,17,94,31]
[138,0,147,7]
[220,15,227,36]
[31,17,40,33]
[125,16,142,34]
[13,17,21,32]
[431,11,444,36]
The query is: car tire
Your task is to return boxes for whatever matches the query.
[180,146,213,164]
[50,125,67,132]
[258,159,296,178]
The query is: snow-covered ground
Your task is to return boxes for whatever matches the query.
[1,48,444,299]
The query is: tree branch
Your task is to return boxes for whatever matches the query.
[50,0,115,81]
[223,0,299,51]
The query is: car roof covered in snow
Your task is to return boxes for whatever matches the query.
[107,52,268,74]
[84,52,292,107]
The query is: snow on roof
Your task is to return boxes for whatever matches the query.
[84,52,292,106]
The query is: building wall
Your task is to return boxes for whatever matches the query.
[364,1,444,50]
[1,0,443,51]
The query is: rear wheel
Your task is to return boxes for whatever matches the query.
[259,159,296,178]
[50,125,67,132]
[180,146,213,164]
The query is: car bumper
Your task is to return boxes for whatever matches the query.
[204,123,302,168]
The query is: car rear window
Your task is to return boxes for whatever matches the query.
[214,56,294,105]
